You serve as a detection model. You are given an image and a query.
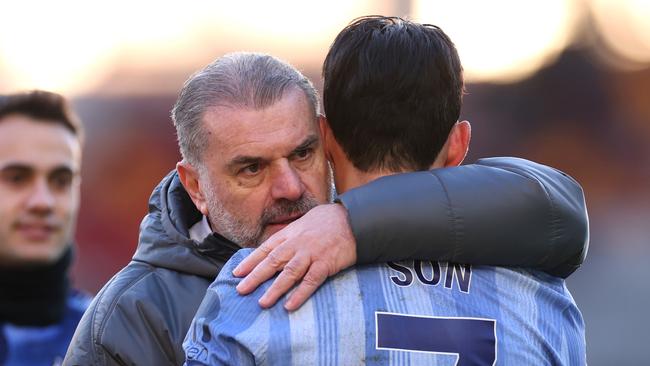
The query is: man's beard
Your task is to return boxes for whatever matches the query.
[205,192,321,248]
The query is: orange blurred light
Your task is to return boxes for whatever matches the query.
[590,0,650,69]
[415,0,580,83]
[0,0,386,95]
[0,1,117,95]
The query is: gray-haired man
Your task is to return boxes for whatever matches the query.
[65,52,587,365]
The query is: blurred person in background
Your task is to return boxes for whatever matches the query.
[184,17,586,365]
[0,91,91,366]
[66,51,587,365]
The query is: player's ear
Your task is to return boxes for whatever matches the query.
[441,120,471,168]
[176,160,209,216]
[319,115,335,163]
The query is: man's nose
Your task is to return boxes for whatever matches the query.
[270,160,305,201]
[26,179,55,214]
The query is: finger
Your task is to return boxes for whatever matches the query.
[284,262,329,311]
[233,236,282,277]
[236,244,292,295]
[258,254,310,308]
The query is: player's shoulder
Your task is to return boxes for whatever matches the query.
[222,248,253,271]
[206,248,254,291]
[199,248,260,317]
[475,156,544,170]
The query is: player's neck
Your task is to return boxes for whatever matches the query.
[334,162,404,194]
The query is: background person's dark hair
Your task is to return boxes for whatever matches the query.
[323,15,463,172]
[0,90,83,142]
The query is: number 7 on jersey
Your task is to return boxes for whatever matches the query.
[376,312,497,366]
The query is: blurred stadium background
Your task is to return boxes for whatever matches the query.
[2,0,648,364]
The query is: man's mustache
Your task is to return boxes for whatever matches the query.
[260,195,319,227]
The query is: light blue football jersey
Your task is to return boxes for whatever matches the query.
[184,249,585,365]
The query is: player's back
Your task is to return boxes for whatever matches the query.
[184,249,585,366]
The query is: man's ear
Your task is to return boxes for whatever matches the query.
[442,120,471,167]
[176,161,209,216]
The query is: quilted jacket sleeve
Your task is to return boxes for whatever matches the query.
[339,157,589,278]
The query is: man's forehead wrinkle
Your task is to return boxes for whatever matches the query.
[204,89,286,116]
[225,133,319,169]
[222,80,295,110]
[204,115,306,141]
[204,87,307,116]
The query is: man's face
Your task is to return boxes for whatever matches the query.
[194,89,330,247]
[0,115,81,266]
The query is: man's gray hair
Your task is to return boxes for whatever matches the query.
[171,52,320,165]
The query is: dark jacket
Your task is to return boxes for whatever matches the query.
[343,157,589,277]
[64,157,588,365]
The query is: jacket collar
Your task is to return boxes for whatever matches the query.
[132,170,239,279]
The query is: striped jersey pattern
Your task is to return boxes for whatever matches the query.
[184,249,585,365]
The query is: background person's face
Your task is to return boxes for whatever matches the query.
[197,89,330,247]
[0,115,81,266]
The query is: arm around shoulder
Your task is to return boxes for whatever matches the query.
[339,157,589,277]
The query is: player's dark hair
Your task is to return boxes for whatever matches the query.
[0,90,83,141]
[323,15,463,172]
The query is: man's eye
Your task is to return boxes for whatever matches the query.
[295,148,312,160]
[242,164,260,175]
[51,173,73,190]
[2,172,29,186]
